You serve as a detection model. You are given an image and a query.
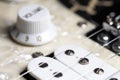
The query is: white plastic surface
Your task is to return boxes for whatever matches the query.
[54,45,118,80]
[10,4,57,46]
[73,54,105,75]
[28,56,86,80]
[54,45,90,67]
[106,72,120,80]
[85,63,117,80]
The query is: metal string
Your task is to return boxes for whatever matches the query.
[14,28,120,80]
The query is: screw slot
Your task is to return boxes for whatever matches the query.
[39,62,48,68]
[65,50,75,56]
[53,72,63,78]
[94,68,104,75]
[78,58,89,65]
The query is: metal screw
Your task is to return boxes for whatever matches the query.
[97,32,110,44]
[77,21,87,28]
[53,72,63,78]
[94,68,104,75]
[78,58,89,65]
[32,52,44,58]
[65,50,75,56]
[39,62,48,68]
[112,40,120,54]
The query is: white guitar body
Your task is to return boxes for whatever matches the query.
[0,0,120,80]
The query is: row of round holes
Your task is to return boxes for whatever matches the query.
[65,49,118,80]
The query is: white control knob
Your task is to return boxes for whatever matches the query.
[10,4,57,46]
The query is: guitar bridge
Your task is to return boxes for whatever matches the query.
[86,12,120,55]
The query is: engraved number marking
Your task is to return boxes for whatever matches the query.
[25,36,29,42]
[36,36,41,42]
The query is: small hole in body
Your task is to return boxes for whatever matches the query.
[78,58,89,65]
[39,62,48,68]
[94,68,104,75]
[65,49,75,56]
[53,72,63,78]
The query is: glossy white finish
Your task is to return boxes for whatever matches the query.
[10,4,57,46]
[86,63,117,80]
[28,56,85,80]
[54,45,118,80]
[0,0,120,80]
[54,45,90,66]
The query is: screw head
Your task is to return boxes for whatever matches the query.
[78,58,89,65]
[32,52,44,58]
[94,68,104,75]
[65,50,75,56]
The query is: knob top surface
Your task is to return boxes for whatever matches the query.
[18,4,51,22]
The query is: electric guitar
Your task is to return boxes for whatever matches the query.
[0,0,120,80]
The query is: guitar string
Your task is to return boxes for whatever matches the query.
[87,28,104,38]
[48,50,91,80]
[14,47,91,80]
[13,50,67,80]
[51,35,120,79]
[34,28,119,79]
[13,22,104,80]
[48,52,91,80]
[14,29,120,80]
[14,29,114,80]
[14,70,31,80]
[49,38,118,80]
[14,44,117,80]
[86,27,120,61]
[86,26,120,79]
[77,35,120,79]
[61,36,120,79]
[48,36,120,80]
[14,62,54,80]
[52,51,90,79]
[74,29,120,79]
[57,36,120,77]
[0,0,118,79]
[48,60,88,80]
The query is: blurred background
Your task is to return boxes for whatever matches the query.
[60,0,120,24]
